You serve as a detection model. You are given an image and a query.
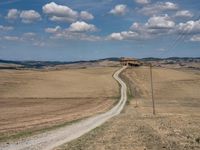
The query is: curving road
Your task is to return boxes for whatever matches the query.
[0,66,127,150]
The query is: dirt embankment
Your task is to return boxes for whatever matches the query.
[56,67,200,150]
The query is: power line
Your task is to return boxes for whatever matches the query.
[159,14,200,57]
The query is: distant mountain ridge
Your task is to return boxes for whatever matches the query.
[140,57,200,61]
[0,57,120,69]
[0,57,199,69]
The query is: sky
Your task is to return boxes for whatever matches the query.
[0,0,200,61]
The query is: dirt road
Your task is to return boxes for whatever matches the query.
[0,66,127,150]
[56,67,200,150]
[0,67,118,139]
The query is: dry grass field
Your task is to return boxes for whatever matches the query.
[58,66,200,150]
[0,67,119,140]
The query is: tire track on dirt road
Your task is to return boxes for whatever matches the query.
[0,66,127,150]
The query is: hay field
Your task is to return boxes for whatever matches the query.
[0,67,119,140]
[123,67,200,114]
[59,67,200,150]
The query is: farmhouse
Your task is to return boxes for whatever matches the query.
[120,57,142,67]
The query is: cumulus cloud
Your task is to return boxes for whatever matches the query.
[108,31,139,40]
[45,26,61,33]
[145,14,175,29]
[107,14,200,42]
[43,2,78,22]
[45,25,101,41]
[6,9,20,20]
[6,9,41,23]
[130,15,175,37]
[20,10,41,23]
[135,0,150,5]
[33,41,45,47]
[139,2,178,16]
[42,2,77,17]
[174,10,193,18]
[80,11,94,20]
[190,34,200,42]
[48,16,73,22]
[43,2,94,22]
[0,25,14,31]
[2,32,46,46]
[108,33,123,40]
[4,36,20,41]
[23,32,36,37]
[51,30,101,41]
[177,20,200,34]
[130,18,200,41]
[110,4,128,16]
[68,21,97,32]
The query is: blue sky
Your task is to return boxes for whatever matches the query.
[0,0,200,61]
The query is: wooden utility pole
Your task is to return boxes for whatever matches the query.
[150,64,155,115]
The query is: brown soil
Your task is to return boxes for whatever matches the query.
[56,67,200,150]
[0,67,119,140]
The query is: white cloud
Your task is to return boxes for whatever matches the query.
[42,2,94,22]
[190,34,200,42]
[0,25,14,31]
[110,4,128,16]
[45,26,61,33]
[80,11,94,20]
[130,22,141,30]
[43,2,78,23]
[49,16,75,22]
[177,20,200,34]
[46,26,101,41]
[68,21,97,32]
[145,14,175,29]
[139,2,178,16]
[108,33,123,40]
[127,15,176,40]
[21,32,37,41]
[157,48,166,52]
[33,41,45,47]
[174,10,193,18]
[108,16,200,41]
[51,30,101,41]
[6,9,20,20]
[108,31,139,40]
[130,22,151,36]
[6,9,41,23]
[20,10,41,23]
[3,32,46,46]
[4,36,20,41]
[135,0,150,5]
[23,32,36,37]
[129,18,200,41]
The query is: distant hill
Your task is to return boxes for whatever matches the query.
[140,57,200,62]
[0,57,199,69]
[0,57,120,69]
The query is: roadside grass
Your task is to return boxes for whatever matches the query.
[56,67,130,150]
[56,123,108,150]
[0,117,88,142]
[119,68,134,105]
[0,96,120,142]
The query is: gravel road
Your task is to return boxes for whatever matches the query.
[0,66,127,150]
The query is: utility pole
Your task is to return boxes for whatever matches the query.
[150,63,155,115]
[135,92,138,107]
